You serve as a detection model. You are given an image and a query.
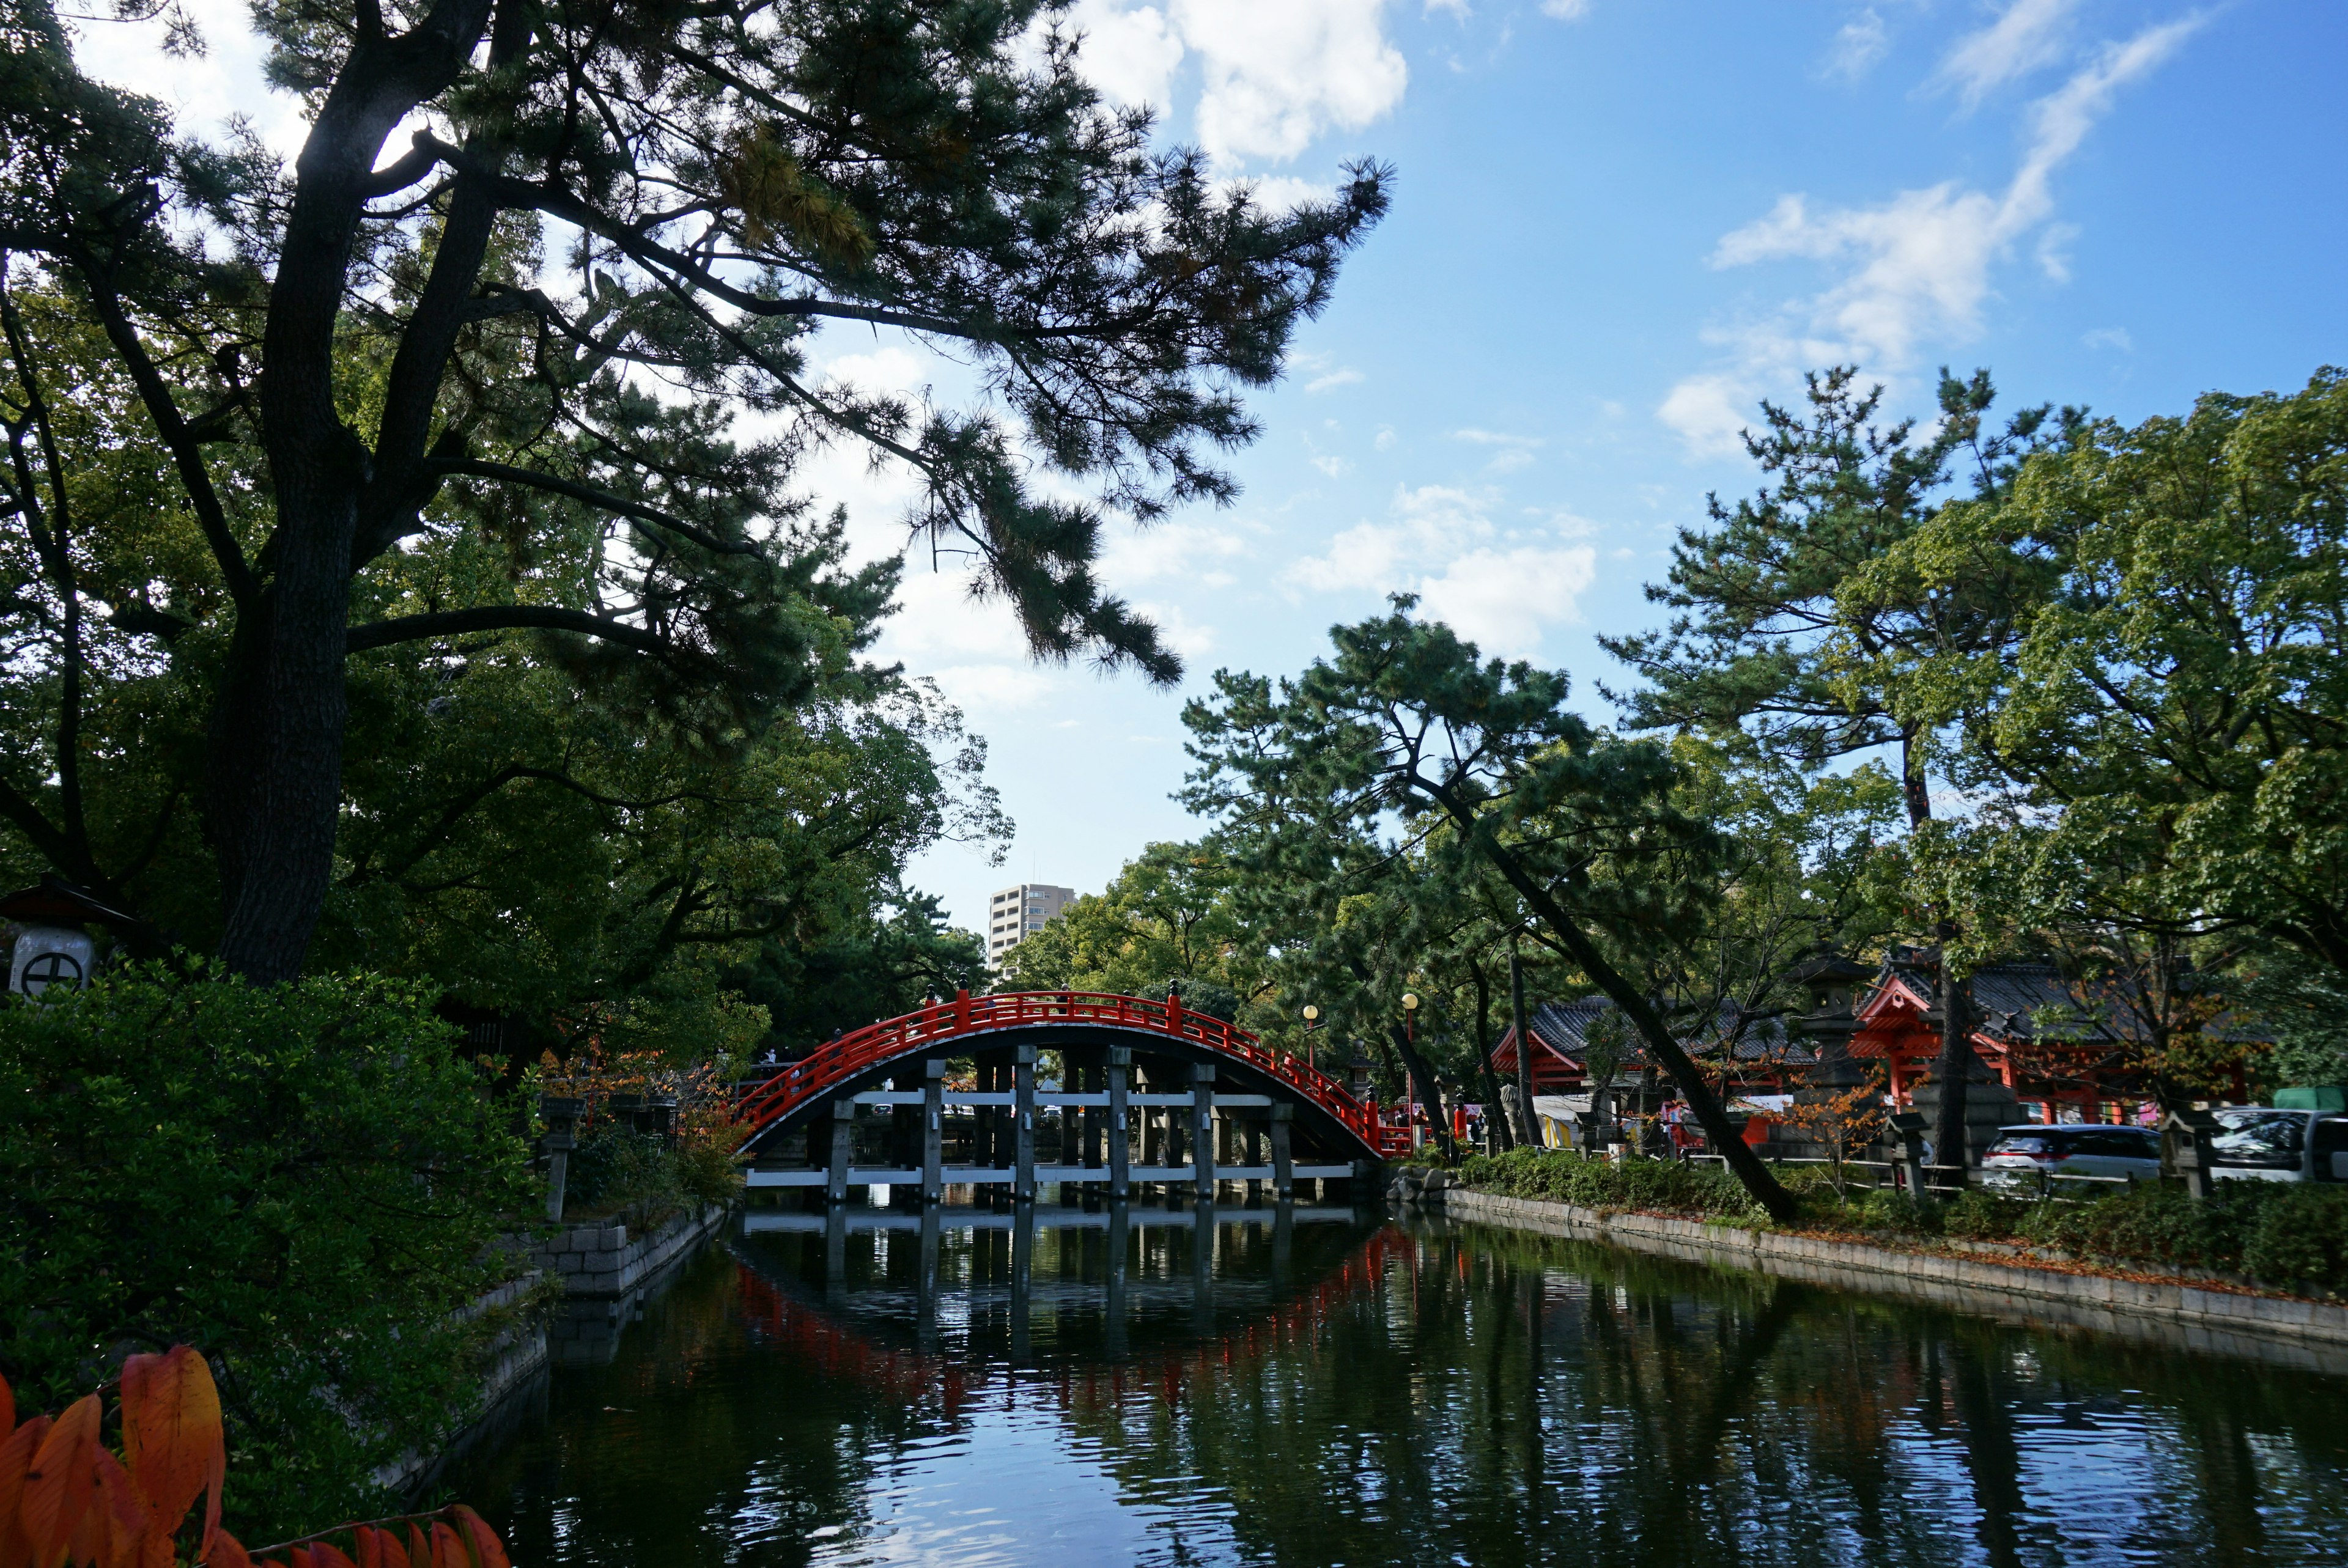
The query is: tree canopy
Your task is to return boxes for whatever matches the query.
[0,0,1387,979]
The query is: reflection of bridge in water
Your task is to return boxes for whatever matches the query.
[731,1201,1403,1389]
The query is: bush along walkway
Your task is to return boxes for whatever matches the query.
[1408,1149,2348,1306]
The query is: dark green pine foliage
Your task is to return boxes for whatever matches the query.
[0,0,1388,979]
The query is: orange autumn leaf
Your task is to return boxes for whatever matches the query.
[89,1448,153,1568]
[0,1415,54,1548]
[308,1541,356,1568]
[21,1393,102,1567]
[370,1525,410,1568]
[200,1528,256,1568]
[121,1347,226,1553]
[405,1526,430,1567]
[427,1522,468,1568]
[446,1509,507,1568]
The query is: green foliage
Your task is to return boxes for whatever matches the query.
[999,839,1266,1014]
[1457,1149,1763,1221]
[0,0,1390,981]
[564,1125,739,1227]
[0,966,537,1539]
[1941,1188,2032,1241]
[1850,1187,1938,1235]
[2018,1181,2348,1292]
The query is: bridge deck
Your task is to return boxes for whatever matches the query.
[747,1163,1357,1188]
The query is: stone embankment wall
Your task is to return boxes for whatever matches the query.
[1427,1183,2348,1373]
[531,1203,733,1365]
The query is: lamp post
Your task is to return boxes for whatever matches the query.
[1400,993,1421,1148]
[1302,1003,1321,1073]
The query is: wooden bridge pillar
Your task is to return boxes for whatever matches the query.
[921,1057,945,1204]
[1013,1044,1038,1203]
[1242,1116,1264,1204]
[1190,1061,1217,1203]
[1107,1046,1131,1200]
[1270,1103,1295,1201]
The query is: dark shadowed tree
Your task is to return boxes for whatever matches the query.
[0,0,1386,979]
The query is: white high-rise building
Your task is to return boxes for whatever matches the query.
[987,882,1076,967]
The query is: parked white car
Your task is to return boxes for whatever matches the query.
[1982,1124,2162,1192]
[2209,1108,2348,1183]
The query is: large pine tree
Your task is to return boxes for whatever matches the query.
[0,0,1386,979]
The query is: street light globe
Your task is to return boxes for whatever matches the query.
[1302,1004,1320,1022]
[1401,992,1419,1012]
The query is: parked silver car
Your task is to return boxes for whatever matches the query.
[1982,1124,2162,1193]
[2209,1108,2348,1183]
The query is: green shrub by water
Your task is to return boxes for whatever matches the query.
[1456,1148,1762,1220]
[0,965,537,1539]
[2019,1180,2348,1293]
[1453,1147,2348,1296]
[567,1122,741,1224]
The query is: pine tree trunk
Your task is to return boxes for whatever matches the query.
[206,8,492,980]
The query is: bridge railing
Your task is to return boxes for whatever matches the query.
[732,989,1410,1157]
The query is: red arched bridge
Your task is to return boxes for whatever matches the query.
[734,989,1411,1201]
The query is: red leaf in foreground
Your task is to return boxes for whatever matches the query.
[21,1393,101,1567]
[447,1508,509,1568]
[121,1347,227,1552]
[201,1527,257,1568]
[428,1521,468,1568]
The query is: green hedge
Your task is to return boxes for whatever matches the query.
[0,965,537,1539]
[1453,1150,2348,1296]
[1456,1147,1762,1220]
[2018,1181,2348,1294]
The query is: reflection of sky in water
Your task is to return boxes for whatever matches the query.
[460,1213,2348,1568]
[802,1397,1238,1568]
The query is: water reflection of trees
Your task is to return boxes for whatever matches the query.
[1044,1224,2348,1567]
[465,1218,2348,1567]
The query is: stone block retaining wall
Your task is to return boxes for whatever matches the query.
[533,1203,733,1365]
[1433,1185,2348,1373]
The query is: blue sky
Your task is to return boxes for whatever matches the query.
[76,0,2348,937]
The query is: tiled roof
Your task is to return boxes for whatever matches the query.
[1510,996,1814,1067]
[1874,958,2270,1047]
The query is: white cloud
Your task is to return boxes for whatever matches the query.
[1170,0,1408,165]
[1312,454,1351,477]
[1424,0,1472,17]
[1415,543,1596,657]
[1224,174,1342,213]
[1306,366,1365,393]
[1823,8,1891,81]
[1656,372,1759,459]
[1374,425,1398,450]
[1455,429,1544,473]
[1661,15,2201,454]
[1936,0,2078,106]
[1540,0,1592,18]
[1061,0,1188,109]
[1287,483,1494,593]
[2082,325,2133,352]
[1283,485,1595,654]
[1098,518,1253,586]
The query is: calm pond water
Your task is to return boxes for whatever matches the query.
[452,1202,2348,1567]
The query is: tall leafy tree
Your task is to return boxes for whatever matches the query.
[0,0,1386,979]
[1853,366,2348,1095]
[1184,599,1815,1220]
[997,839,1261,1012]
[1599,367,2070,1169]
